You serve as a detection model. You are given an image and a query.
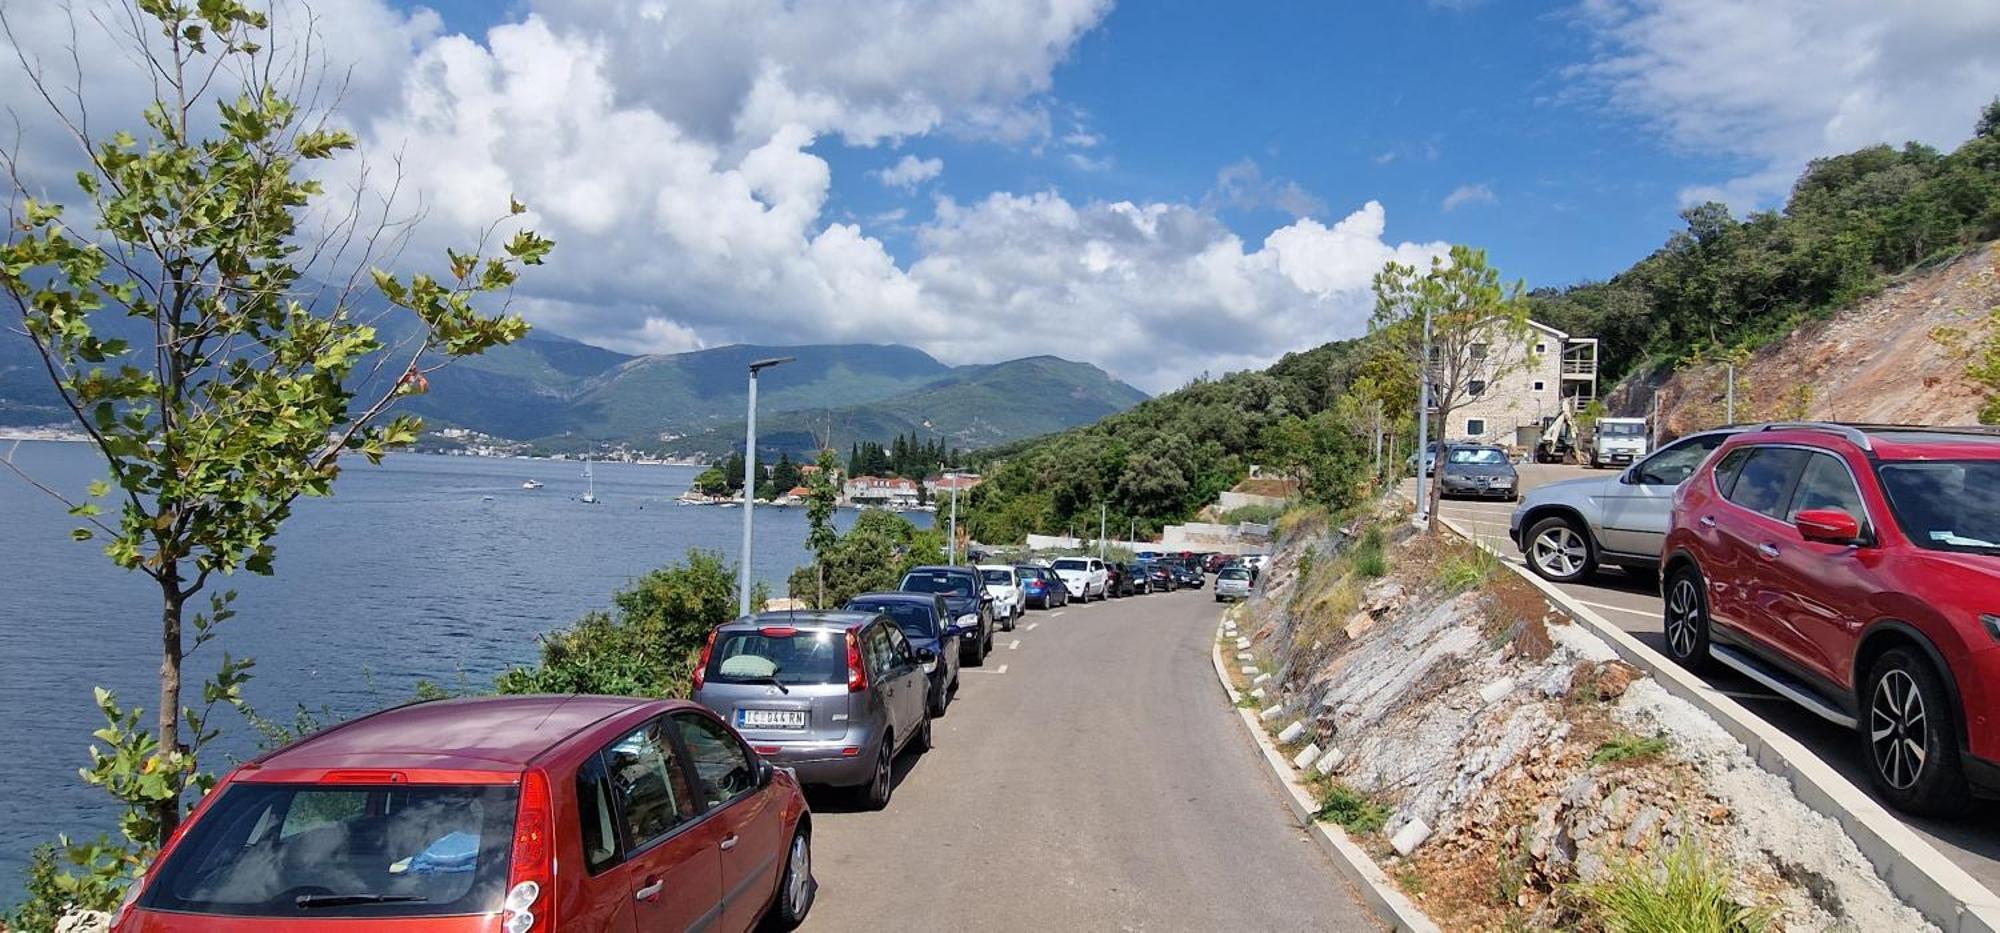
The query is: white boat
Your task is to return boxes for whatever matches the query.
[521,479,543,490]
[580,460,599,504]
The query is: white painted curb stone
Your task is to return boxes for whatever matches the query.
[1235,637,1251,649]
[1276,721,1306,744]
[1259,705,1284,722]
[1249,686,1266,700]
[1477,676,1516,705]
[1292,742,1322,770]
[1390,817,1432,857]
[1253,672,1271,686]
[1240,665,1259,675]
[1315,747,1345,775]
[1236,651,1255,661]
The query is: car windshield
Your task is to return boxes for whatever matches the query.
[1014,567,1038,580]
[1448,448,1507,465]
[979,569,1014,584]
[1877,461,2000,555]
[1601,422,1647,436]
[1219,569,1249,580]
[140,783,516,918]
[1051,558,1088,572]
[900,571,974,597]
[847,602,937,639]
[706,629,848,684]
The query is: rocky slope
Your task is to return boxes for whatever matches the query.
[1608,242,1998,430]
[1230,505,1929,930]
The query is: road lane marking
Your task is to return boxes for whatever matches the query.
[1026,623,1039,631]
[1574,598,1660,619]
[1008,640,1020,650]
[964,664,1009,675]
[1050,611,1066,617]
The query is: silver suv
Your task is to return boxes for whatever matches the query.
[691,610,933,809]
[1508,429,1741,582]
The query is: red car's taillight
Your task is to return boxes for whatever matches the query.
[846,630,868,693]
[691,628,719,690]
[504,770,555,933]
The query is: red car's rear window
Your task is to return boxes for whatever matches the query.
[140,782,517,918]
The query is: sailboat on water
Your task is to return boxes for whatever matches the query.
[580,459,599,504]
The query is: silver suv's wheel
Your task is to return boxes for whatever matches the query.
[1525,516,1596,583]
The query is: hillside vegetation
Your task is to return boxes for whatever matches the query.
[1535,100,2000,386]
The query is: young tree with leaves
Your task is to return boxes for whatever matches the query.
[0,0,550,873]
[1372,245,1531,532]
[803,448,841,607]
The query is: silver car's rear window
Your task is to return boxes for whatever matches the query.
[707,629,848,685]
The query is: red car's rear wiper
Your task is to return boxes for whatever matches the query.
[296,893,429,909]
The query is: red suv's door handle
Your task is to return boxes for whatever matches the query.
[720,834,739,851]
[1758,543,1780,559]
[1698,516,1717,529]
[635,878,664,901]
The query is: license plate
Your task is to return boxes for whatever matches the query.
[737,709,807,730]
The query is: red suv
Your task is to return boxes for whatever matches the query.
[114,695,815,932]
[1662,423,2000,814]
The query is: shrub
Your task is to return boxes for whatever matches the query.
[1352,527,1389,578]
[1438,547,1499,592]
[1313,783,1391,835]
[787,510,945,609]
[1572,842,1773,933]
[498,549,739,698]
[1592,733,1672,766]
[1221,503,1287,526]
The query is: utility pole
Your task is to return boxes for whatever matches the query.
[1098,503,1107,561]
[1651,392,1663,449]
[946,471,959,565]
[740,356,794,616]
[1414,303,1434,529]
[1372,405,1383,483]
[1725,363,1736,425]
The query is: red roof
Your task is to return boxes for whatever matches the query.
[247,695,664,774]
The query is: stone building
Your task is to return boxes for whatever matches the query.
[1445,320,1598,449]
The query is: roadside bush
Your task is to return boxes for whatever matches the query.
[1571,842,1772,933]
[787,511,945,609]
[1313,782,1391,835]
[1592,732,1672,767]
[1438,547,1500,593]
[1352,527,1389,578]
[498,549,740,698]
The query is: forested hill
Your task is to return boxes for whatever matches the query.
[963,338,1377,543]
[1533,99,2000,387]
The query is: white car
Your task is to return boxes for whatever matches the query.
[976,564,1024,631]
[1049,557,1109,602]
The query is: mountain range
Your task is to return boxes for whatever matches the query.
[0,318,1149,457]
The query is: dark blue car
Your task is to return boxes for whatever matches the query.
[898,565,994,667]
[845,591,960,716]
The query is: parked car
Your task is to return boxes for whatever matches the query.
[1122,562,1152,595]
[1015,565,1067,609]
[976,563,1024,630]
[1509,429,1743,583]
[1214,565,1253,602]
[1050,556,1109,601]
[899,565,993,666]
[115,695,815,932]
[1437,445,1519,500]
[1661,423,2000,814]
[694,610,933,810]
[1204,553,1234,574]
[1144,562,1175,592]
[844,592,959,715]
[1408,441,1445,476]
[1172,562,1203,589]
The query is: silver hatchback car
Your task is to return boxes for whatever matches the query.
[1213,565,1253,602]
[1509,429,1741,582]
[691,610,934,809]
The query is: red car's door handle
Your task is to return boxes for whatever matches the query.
[720,834,739,851]
[635,878,664,901]
[1698,516,1717,529]
[1758,543,1780,559]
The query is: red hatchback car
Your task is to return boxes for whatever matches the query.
[1662,423,2000,814]
[114,695,815,932]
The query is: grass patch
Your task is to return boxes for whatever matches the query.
[1276,503,1330,539]
[1353,526,1389,578]
[1313,782,1391,835]
[1437,546,1500,593]
[1591,732,1672,767]
[1570,842,1773,933]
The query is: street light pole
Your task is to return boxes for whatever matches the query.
[947,472,959,565]
[1099,504,1107,561]
[1414,304,1434,529]
[740,356,794,616]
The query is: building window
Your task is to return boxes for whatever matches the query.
[1468,379,1487,396]
[1535,342,1547,354]
[1532,380,1545,391]
[1470,342,1489,361]
[1466,419,1487,437]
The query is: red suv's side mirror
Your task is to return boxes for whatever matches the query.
[1795,508,1861,544]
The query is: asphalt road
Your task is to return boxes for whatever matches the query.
[1409,465,2000,894]
[798,587,1376,932]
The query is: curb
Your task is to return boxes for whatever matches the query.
[1208,619,1440,933]
[1432,511,2000,933]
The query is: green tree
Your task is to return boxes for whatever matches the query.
[769,453,802,495]
[1372,245,1531,532]
[692,465,732,495]
[803,448,841,606]
[0,0,548,872]
[787,510,941,609]
[498,550,737,697]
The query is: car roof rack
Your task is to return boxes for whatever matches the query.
[1756,421,1875,452]
[1755,421,2000,453]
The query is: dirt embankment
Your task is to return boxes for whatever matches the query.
[1607,243,1998,431]
[1230,505,1929,931]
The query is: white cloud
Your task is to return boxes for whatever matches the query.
[874,154,944,190]
[2,0,1444,395]
[1207,158,1328,219]
[1571,0,2000,208]
[1441,183,1497,212]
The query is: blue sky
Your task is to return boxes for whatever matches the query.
[10,0,1994,391]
